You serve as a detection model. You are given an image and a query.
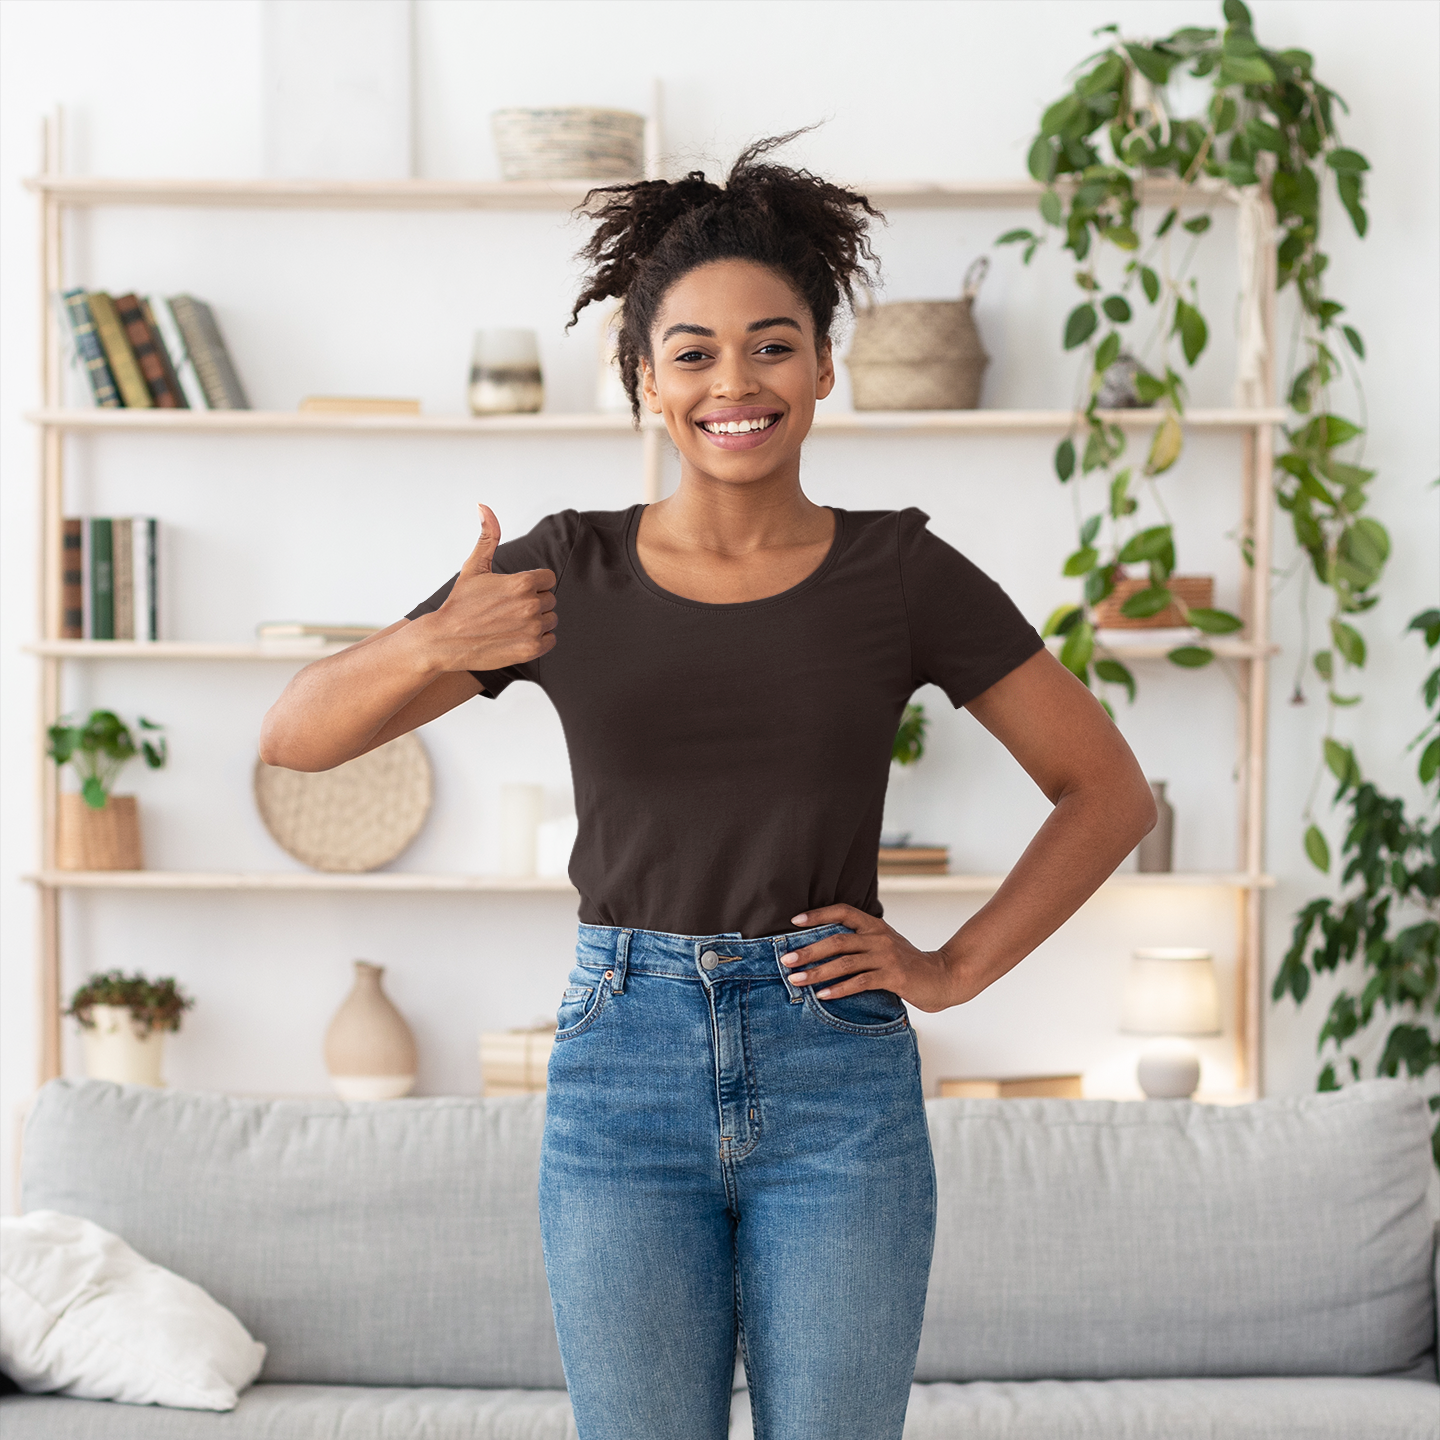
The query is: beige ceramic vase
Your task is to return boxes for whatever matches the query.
[323,961,416,1101]
[81,1004,165,1086]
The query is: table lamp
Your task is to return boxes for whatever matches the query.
[1120,947,1221,1099]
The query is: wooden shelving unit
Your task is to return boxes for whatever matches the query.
[24,143,1279,1099]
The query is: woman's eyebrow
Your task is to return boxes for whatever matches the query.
[660,316,803,343]
[746,316,801,333]
[662,323,715,342]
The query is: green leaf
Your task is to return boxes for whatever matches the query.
[81,776,107,809]
[1041,603,1083,638]
[1063,545,1100,577]
[1330,619,1367,667]
[1187,607,1244,634]
[1340,517,1390,580]
[1323,737,1359,786]
[1154,208,1178,239]
[1420,737,1440,785]
[1223,0,1254,23]
[997,228,1036,246]
[1327,692,1361,707]
[1040,94,1083,138]
[1341,325,1365,360]
[1168,645,1214,667]
[1409,608,1440,647]
[1064,303,1098,350]
[1101,295,1131,323]
[1182,214,1212,234]
[1054,437,1076,481]
[1028,135,1057,183]
[1059,618,1095,678]
[1304,824,1331,872]
[1109,469,1137,518]
[1121,586,1174,620]
[1244,118,1284,153]
[1313,649,1333,680]
[1105,224,1140,251]
[1140,266,1160,304]
[1117,524,1174,564]
[1173,298,1208,365]
[1326,147,1370,173]
[1145,411,1184,474]
[1124,43,1174,84]
[1079,514,1101,546]
[1220,54,1276,86]
[1095,658,1136,702]
[1094,331,1121,373]
[1040,189,1064,226]
[1133,370,1167,405]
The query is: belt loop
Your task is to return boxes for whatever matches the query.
[610,929,632,994]
[774,939,804,1005]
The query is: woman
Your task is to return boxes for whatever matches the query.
[259,137,1156,1440]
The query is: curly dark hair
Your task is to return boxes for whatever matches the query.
[569,131,883,422]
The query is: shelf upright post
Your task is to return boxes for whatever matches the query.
[36,110,66,1085]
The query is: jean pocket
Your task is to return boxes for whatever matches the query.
[805,985,910,1036]
[554,978,608,1040]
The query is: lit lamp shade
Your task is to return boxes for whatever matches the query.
[1120,948,1221,1100]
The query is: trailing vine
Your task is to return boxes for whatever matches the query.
[999,0,1385,732]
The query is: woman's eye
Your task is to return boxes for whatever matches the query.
[675,350,708,363]
[757,343,793,356]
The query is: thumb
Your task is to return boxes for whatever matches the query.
[459,503,501,576]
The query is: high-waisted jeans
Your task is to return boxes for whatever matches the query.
[538,922,937,1440]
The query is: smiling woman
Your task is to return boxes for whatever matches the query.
[258,132,1157,1440]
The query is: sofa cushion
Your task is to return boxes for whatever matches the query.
[21,1083,564,1389]
[915,1080,1438,1382]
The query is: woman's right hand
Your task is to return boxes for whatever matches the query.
[414,503,559,674]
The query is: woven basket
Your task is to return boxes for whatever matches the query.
[491,108,645,182]
[846,258,990,411]
[1090,575,1215,629]
[253,733,432,873]
[56,794,142,870]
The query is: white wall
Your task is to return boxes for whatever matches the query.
[2,0,1436,1210]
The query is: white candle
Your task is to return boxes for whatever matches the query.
[499,784,545,877]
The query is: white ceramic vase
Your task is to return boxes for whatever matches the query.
[81,1004,165,1086]
[324,960,417,1101]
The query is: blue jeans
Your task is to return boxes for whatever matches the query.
[539,922,937,1440]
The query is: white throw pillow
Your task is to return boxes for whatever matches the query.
[0,1210,265,1410]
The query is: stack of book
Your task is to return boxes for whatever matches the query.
[479,1026,556,1096]
[878,844,949,875]
[61,290,249,410]
[256,623,379,648]
[64,517,160,641]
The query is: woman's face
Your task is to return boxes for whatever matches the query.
[641,259,834,486]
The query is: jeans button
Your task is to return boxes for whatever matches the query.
[699,950,719,971]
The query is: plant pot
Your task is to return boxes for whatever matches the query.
[1089,575,1215,629]
[80,1004,165,1085]
[324,961,417,1101]
[56,794,142,870]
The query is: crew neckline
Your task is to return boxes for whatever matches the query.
[624,502,847,611]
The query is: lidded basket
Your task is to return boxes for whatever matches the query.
[490,107,645,182]
[846,257,990,411]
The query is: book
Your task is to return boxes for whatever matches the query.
[299,396,421,415]
[878,844,949,875]
[89,518,114,640]
[938,1075,1084,1100]
[168,295,250,409]
[134,517,158,642]
[257,622,378,646]
[59,290,120,408]
[144,295,207,409]
[85,292,152,409]
[138,297,190,409]
[113,518,135,639]
[61,519,84,638]
[114,293,183,407]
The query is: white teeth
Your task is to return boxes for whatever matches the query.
[702,416,775,435]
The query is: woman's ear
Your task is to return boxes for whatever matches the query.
[639,355,663,414]
[815,336,836,401]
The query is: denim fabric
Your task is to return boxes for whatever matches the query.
[538,922,937,1440]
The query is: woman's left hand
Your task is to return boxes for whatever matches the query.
[783,904,967,1014]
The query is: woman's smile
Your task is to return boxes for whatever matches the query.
[695,405,784,449]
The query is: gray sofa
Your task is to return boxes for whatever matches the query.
[4,1077,1437,1438]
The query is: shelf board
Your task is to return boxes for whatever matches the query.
[24,175,1240,212]
[27,869,1276,893]
[1044,633,1279,661]
[26,406,1286,436]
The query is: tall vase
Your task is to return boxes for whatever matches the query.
[1137,780,1175,872]
[81,1004,165,1086]
[323,961,416,1101]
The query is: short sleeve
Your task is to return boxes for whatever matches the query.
[897,507,1045,709]
[404,509,581,698]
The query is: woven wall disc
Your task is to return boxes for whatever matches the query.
[253,733,433,873]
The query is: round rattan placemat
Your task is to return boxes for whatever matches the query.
[253,733,433,873]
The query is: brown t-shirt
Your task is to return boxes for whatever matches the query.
[407,503,1044,938]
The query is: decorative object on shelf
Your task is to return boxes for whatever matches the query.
[594,301,631,413]
[253,732,432,872]
[1137,780,1175,873]
[49,710,167,870]
[499,783,545,877]
[939,1075,1083,1099]
[491,107,644,181]
[324,960,416,1100]
[84,292,152,408]
[1090,574,1214,629]
[299,396,421,416]
[468,328,543,415]
[67,516,160,641]
[879,845,950,876]
[881,702,931,851]
[67,969,193,1086]
[256,622,379,648]
[479,1023,556,1095]
[145,294,207,408]
[536,813,579,878]
[115,292,184,408]
[168,296,250,409]
[1002,2,1378,718]
[1121,947,1221,1099]
[1095,351,1144,409]
[846,258,989,411]
[58,289,119,407]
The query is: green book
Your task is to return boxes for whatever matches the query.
[90,518,114,640]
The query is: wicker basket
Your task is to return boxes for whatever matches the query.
[56,794,142,870]
[1090,575,1215,629]
[846,258,989,411]
[491,108,645,182]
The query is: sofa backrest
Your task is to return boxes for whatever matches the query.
[914,1080,1438,1382]
[21,1082,564,1389]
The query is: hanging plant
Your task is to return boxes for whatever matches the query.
[999,0,1384,725]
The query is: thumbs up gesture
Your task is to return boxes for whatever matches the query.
[422,504,558,674]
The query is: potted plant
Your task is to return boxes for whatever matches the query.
[67,969,193,1087]
[46,710,166,870]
